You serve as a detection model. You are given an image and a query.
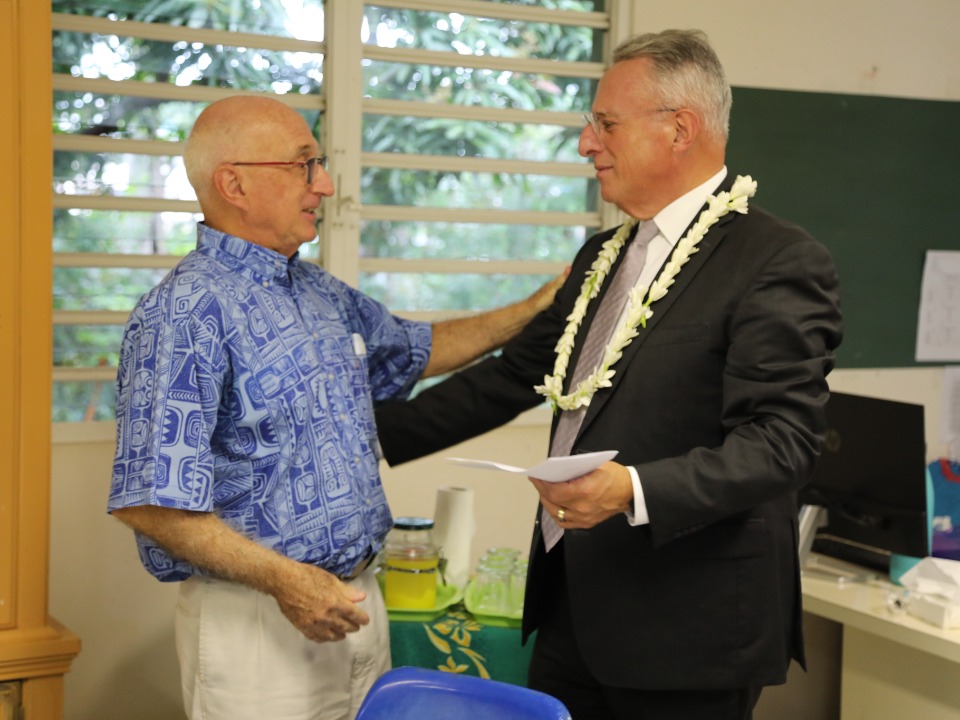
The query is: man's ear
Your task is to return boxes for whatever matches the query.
[213,165,248,210]
[672,108,702,152]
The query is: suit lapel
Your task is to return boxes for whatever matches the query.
[571,191,739,440]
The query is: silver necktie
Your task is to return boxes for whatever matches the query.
[541,219,659,551]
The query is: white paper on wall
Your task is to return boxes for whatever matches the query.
[916,250,960,362]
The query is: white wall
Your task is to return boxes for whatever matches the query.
[632,0,960,101]
[48,2,960,718]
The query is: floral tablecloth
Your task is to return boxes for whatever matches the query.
[389,604,534,686]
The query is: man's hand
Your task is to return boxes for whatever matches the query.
[527,267,570,314]
[274,563,370,643]
[530,461,633,529]
[110,505,371,643]
[424,267,570,378]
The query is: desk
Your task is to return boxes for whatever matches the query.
[803,574,960,719]
[389,606,532,686]
[392,580,960,716]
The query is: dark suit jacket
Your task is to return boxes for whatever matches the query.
[376,174,843,691]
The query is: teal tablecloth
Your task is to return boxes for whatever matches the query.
[389,605,534,686]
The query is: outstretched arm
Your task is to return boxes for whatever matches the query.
[111,505,370,643]
[423,269,567,378]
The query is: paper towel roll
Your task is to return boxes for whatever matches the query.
[433,486,475,588]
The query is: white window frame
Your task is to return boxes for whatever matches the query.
[52,0,635,442]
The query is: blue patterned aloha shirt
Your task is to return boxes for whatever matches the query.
[108,225,431,580]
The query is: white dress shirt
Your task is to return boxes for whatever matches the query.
[620,167,728,525]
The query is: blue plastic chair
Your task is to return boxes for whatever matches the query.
[355,666,572,720]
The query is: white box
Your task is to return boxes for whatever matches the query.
[907,594,960,629]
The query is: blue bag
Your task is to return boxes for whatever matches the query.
[930,458,960,560]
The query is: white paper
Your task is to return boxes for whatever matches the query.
[433,487,475,588]
[899,556,960,602]
[916,250,960,361]
[447,450,618,483]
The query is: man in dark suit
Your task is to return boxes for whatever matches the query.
[375,29,842,720]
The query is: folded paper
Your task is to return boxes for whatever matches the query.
[446,450,618,483]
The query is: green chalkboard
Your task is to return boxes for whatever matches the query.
[725,87,960,368]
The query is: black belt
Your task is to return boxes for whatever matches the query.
[337,553,376,581]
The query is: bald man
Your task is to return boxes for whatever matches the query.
[107,96,561,720]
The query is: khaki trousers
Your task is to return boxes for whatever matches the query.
[175,568,390,720]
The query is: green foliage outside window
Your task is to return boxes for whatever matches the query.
[51,0,603,421]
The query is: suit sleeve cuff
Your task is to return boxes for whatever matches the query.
[624,465,650,526]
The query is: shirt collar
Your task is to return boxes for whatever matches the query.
[196,223,300,286]
[652,166,728,247]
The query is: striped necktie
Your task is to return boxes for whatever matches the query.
[541,219,659,551]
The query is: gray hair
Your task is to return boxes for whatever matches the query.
[612,29,731,142]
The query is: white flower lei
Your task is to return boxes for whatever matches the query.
[534,175,758,412]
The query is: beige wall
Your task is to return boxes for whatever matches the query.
[49,2,960,718]
[632,0,960,101]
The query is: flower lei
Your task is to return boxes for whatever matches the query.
[534,175,758,412]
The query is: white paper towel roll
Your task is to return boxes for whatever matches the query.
[433,486,475,588]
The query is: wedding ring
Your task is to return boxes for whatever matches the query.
[557,508,566,523]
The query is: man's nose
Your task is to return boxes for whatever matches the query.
[579,125,601,157]
[311,166,335,196]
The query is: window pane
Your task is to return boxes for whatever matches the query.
[55,325,125,369]
[53,32,324,94]
[53,101,318,145]
[361,3,600,112]
[54,267,169,311]
[54,209,200,255]
[53,92,208,140]
[52,0,324,39]
[53,92,322,144]
[53,381,116,423]
[361,220,588,262]
[357,3,606,330]
[360,272,558,312]
[489,0,601,8]
[363,114,584,162]
[364,61,595,111]
[363,5,600,63]
[361,168,594,212]
[55,150,192,200]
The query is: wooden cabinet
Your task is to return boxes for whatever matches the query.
[0,1,81,717]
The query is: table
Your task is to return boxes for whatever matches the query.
[389,605,533,686]
[802,572,960,719]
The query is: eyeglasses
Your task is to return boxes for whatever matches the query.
[583,109,677,138]
[228,156,328,185]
